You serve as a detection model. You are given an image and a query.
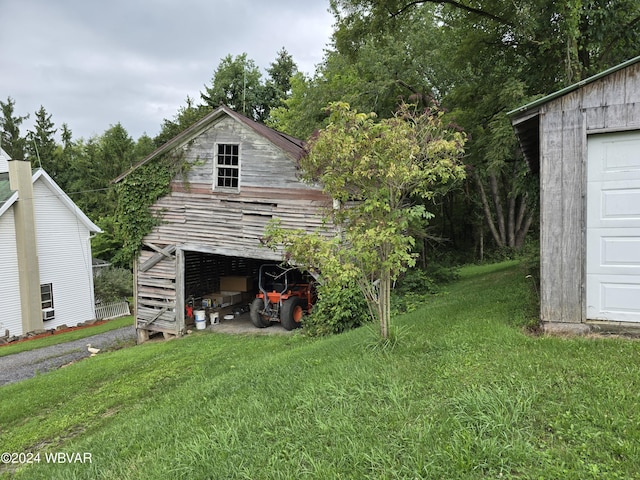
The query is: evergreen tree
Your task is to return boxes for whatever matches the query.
[26,106,58,174]
[53,123,77,194]
[262,47,299,120]
[0,97,28,159]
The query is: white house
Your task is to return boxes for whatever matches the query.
[0,148,102,337]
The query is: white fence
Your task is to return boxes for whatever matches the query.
[95,300,131,320]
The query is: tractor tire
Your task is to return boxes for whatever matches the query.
[250,298,271,328]
[281,297,306,331]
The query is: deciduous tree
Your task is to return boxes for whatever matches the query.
[266,102,466,340]
[155,96,211,147]
[201,53,265,121]
[291,0,640,256]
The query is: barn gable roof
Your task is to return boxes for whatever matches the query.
[113,105,305,184]
[508,55,640,173]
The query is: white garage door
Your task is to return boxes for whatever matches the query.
[586,131,640,322]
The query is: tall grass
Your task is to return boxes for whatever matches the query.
[2,261,640,479]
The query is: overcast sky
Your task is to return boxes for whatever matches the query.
[0,0,334,141]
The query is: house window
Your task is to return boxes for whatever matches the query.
[41,283,54,309]
[215,143,240,190]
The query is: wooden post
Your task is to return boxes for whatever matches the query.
[8,159,43,334]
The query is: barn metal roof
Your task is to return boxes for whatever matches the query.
[508,54,640,118]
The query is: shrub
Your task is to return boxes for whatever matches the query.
[391,264,459,314]
[94,267,133,303]
[303,282,370,336]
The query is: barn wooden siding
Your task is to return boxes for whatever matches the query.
[532,63,640,325]
[134,114,331,337]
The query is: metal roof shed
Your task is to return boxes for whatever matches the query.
[509,55,640,334]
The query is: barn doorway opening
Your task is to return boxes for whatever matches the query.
[181,250,272,329]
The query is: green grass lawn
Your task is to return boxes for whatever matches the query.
[2,261,640,479]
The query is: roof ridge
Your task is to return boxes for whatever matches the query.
[113,105,305,183]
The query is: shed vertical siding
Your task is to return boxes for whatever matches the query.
[537,62,640,326]
[0,208,23,336]
[560,97,584,324]
[539,110,565,323]
[32,180,96,330]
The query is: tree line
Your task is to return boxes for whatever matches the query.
[2,0,640,268]
[0,48,298,266]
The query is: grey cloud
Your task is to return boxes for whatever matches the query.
[0,0,333,140]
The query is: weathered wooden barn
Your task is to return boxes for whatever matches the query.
[114,106,329,341]
[509,55,640,333]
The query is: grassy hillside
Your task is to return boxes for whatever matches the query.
[2,262,640,479]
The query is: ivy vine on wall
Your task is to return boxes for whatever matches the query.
[113,153,186,267]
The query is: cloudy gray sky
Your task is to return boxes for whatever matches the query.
[0,0,334,141]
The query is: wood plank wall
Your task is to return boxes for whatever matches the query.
[539,63,640,324]
[135,116,333,335]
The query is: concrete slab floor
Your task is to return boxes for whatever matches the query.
[190,311,296,335]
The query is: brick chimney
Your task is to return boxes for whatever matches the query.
[8,159,43,333]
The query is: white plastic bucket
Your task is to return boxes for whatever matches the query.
[194,310,206,330]
[210,312,220,325]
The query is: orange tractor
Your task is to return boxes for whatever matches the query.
[250,264,315,330]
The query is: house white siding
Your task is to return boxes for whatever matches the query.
[0,208,23,336]
[0,148,9,173]
[32,179,97,330]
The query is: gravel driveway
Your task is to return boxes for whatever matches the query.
[0,325,136,387]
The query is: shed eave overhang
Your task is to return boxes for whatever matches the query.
[507,54,640,118]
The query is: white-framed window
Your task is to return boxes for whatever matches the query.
[41,283,53,309]
[214,143,240,190]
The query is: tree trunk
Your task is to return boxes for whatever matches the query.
[506,173,516,248]
[474,171,504,248]
[474,169,534,251]
[489,173,506,245]
[515,193,527,234]
[378,268,391,340]
[515,211,534,249]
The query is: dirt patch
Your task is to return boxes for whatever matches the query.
[0,320,110,348]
